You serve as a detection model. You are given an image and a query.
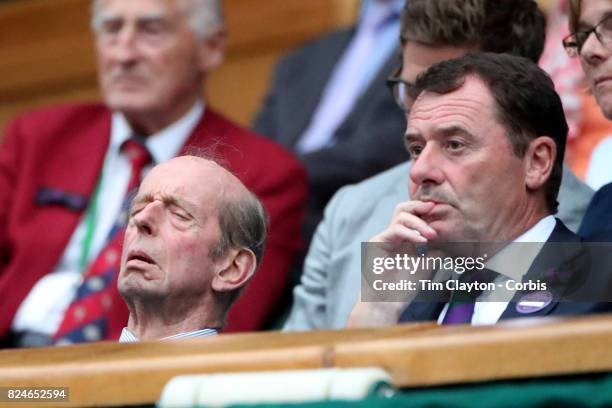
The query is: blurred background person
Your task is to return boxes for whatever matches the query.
[567,0,612,239]
[253,0,407,248]
[0,0,306,347]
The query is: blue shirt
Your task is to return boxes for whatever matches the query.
[296,0,406,153]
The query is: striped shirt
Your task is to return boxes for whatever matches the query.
[119,327,218,342]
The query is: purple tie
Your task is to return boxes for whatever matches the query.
[442,268,499,325]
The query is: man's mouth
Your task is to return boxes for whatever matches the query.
[594,76,612,87]
[127,250,156,265]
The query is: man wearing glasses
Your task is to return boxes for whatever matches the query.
[566,0,612,240]
[284,0,593,331]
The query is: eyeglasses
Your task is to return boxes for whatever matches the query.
[563,14,612,57]
[386,67,416,113]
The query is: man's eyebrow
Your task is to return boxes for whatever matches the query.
[159,194,199,216]
[131,193,154,207]
[404,132,423,145]
[436,125,473,138]
[98,11,167,24]
[129,193,199,216]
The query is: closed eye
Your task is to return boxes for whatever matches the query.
[171,210,191,221]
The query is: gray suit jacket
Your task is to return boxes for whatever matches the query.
[283,162,594,331]
[253,27,407,242]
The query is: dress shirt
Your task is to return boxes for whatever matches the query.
[437,215,557,325]
[12,101,204,335]
[296,0,405,153]
[119,327,217,342]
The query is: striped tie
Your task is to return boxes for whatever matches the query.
[54,139,152,344]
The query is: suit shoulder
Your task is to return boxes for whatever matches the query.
[5,102,109,136]
[594,182,612,200]
[278,27,354,66]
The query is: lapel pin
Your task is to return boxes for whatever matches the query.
[516,291,553,314]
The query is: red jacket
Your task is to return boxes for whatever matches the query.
[0,103,307,340]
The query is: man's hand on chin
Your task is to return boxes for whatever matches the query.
[347,200,438,328]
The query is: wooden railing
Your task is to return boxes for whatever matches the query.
[1,315,611,407]
[0,0,359,134]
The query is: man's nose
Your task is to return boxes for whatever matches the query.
[106,25,141,64]
[409,144,445,187]
[581,32,609,65]
[131,202,161,236]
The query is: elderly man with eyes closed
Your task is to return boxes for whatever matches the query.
[0,0,306,347]
[118,156,266,341]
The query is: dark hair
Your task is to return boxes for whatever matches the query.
[400,0,546,62]
[568,0,581,33]
[411,53,568,213]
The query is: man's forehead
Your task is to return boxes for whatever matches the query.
[578,0,612,27]
[98,0,180,19]
[407,77,496,132]
[141,157,229,201]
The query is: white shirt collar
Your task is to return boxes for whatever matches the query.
[110,100,205,164]
[119,326,218,343]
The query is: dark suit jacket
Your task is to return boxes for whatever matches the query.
[253,27,407,242]
[399,220,612,323]
[578,182,612,241]
[0,103,307,341]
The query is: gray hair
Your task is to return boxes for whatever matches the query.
[91,0,224,39]
[211,188,268,269]
[210,187,268,308]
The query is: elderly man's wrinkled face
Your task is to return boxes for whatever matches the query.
[118,157,224,302]
[95,0,207,122]
[406,77,528,242]
[578,0,612,119]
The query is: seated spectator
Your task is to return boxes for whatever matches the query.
[284,0,593,332]
[540,0,612,189]
[253,0,407,246]
[118,156,267,342]
[579,182,612,240]
[349,53,612,327]
[0,0,306,348]
[566,0,612,240]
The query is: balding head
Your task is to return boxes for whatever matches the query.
[118,155,267,332]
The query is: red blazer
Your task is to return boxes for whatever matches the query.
[0,103,307,340]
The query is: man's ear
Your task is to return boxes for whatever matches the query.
[211,248,256,293]
[524,136,556,191]
[197,27,227,74]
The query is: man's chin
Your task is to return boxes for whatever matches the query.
[104,95,157,115]
[118,282,165,303]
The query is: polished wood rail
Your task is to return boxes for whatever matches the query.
[0,315,611,407]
